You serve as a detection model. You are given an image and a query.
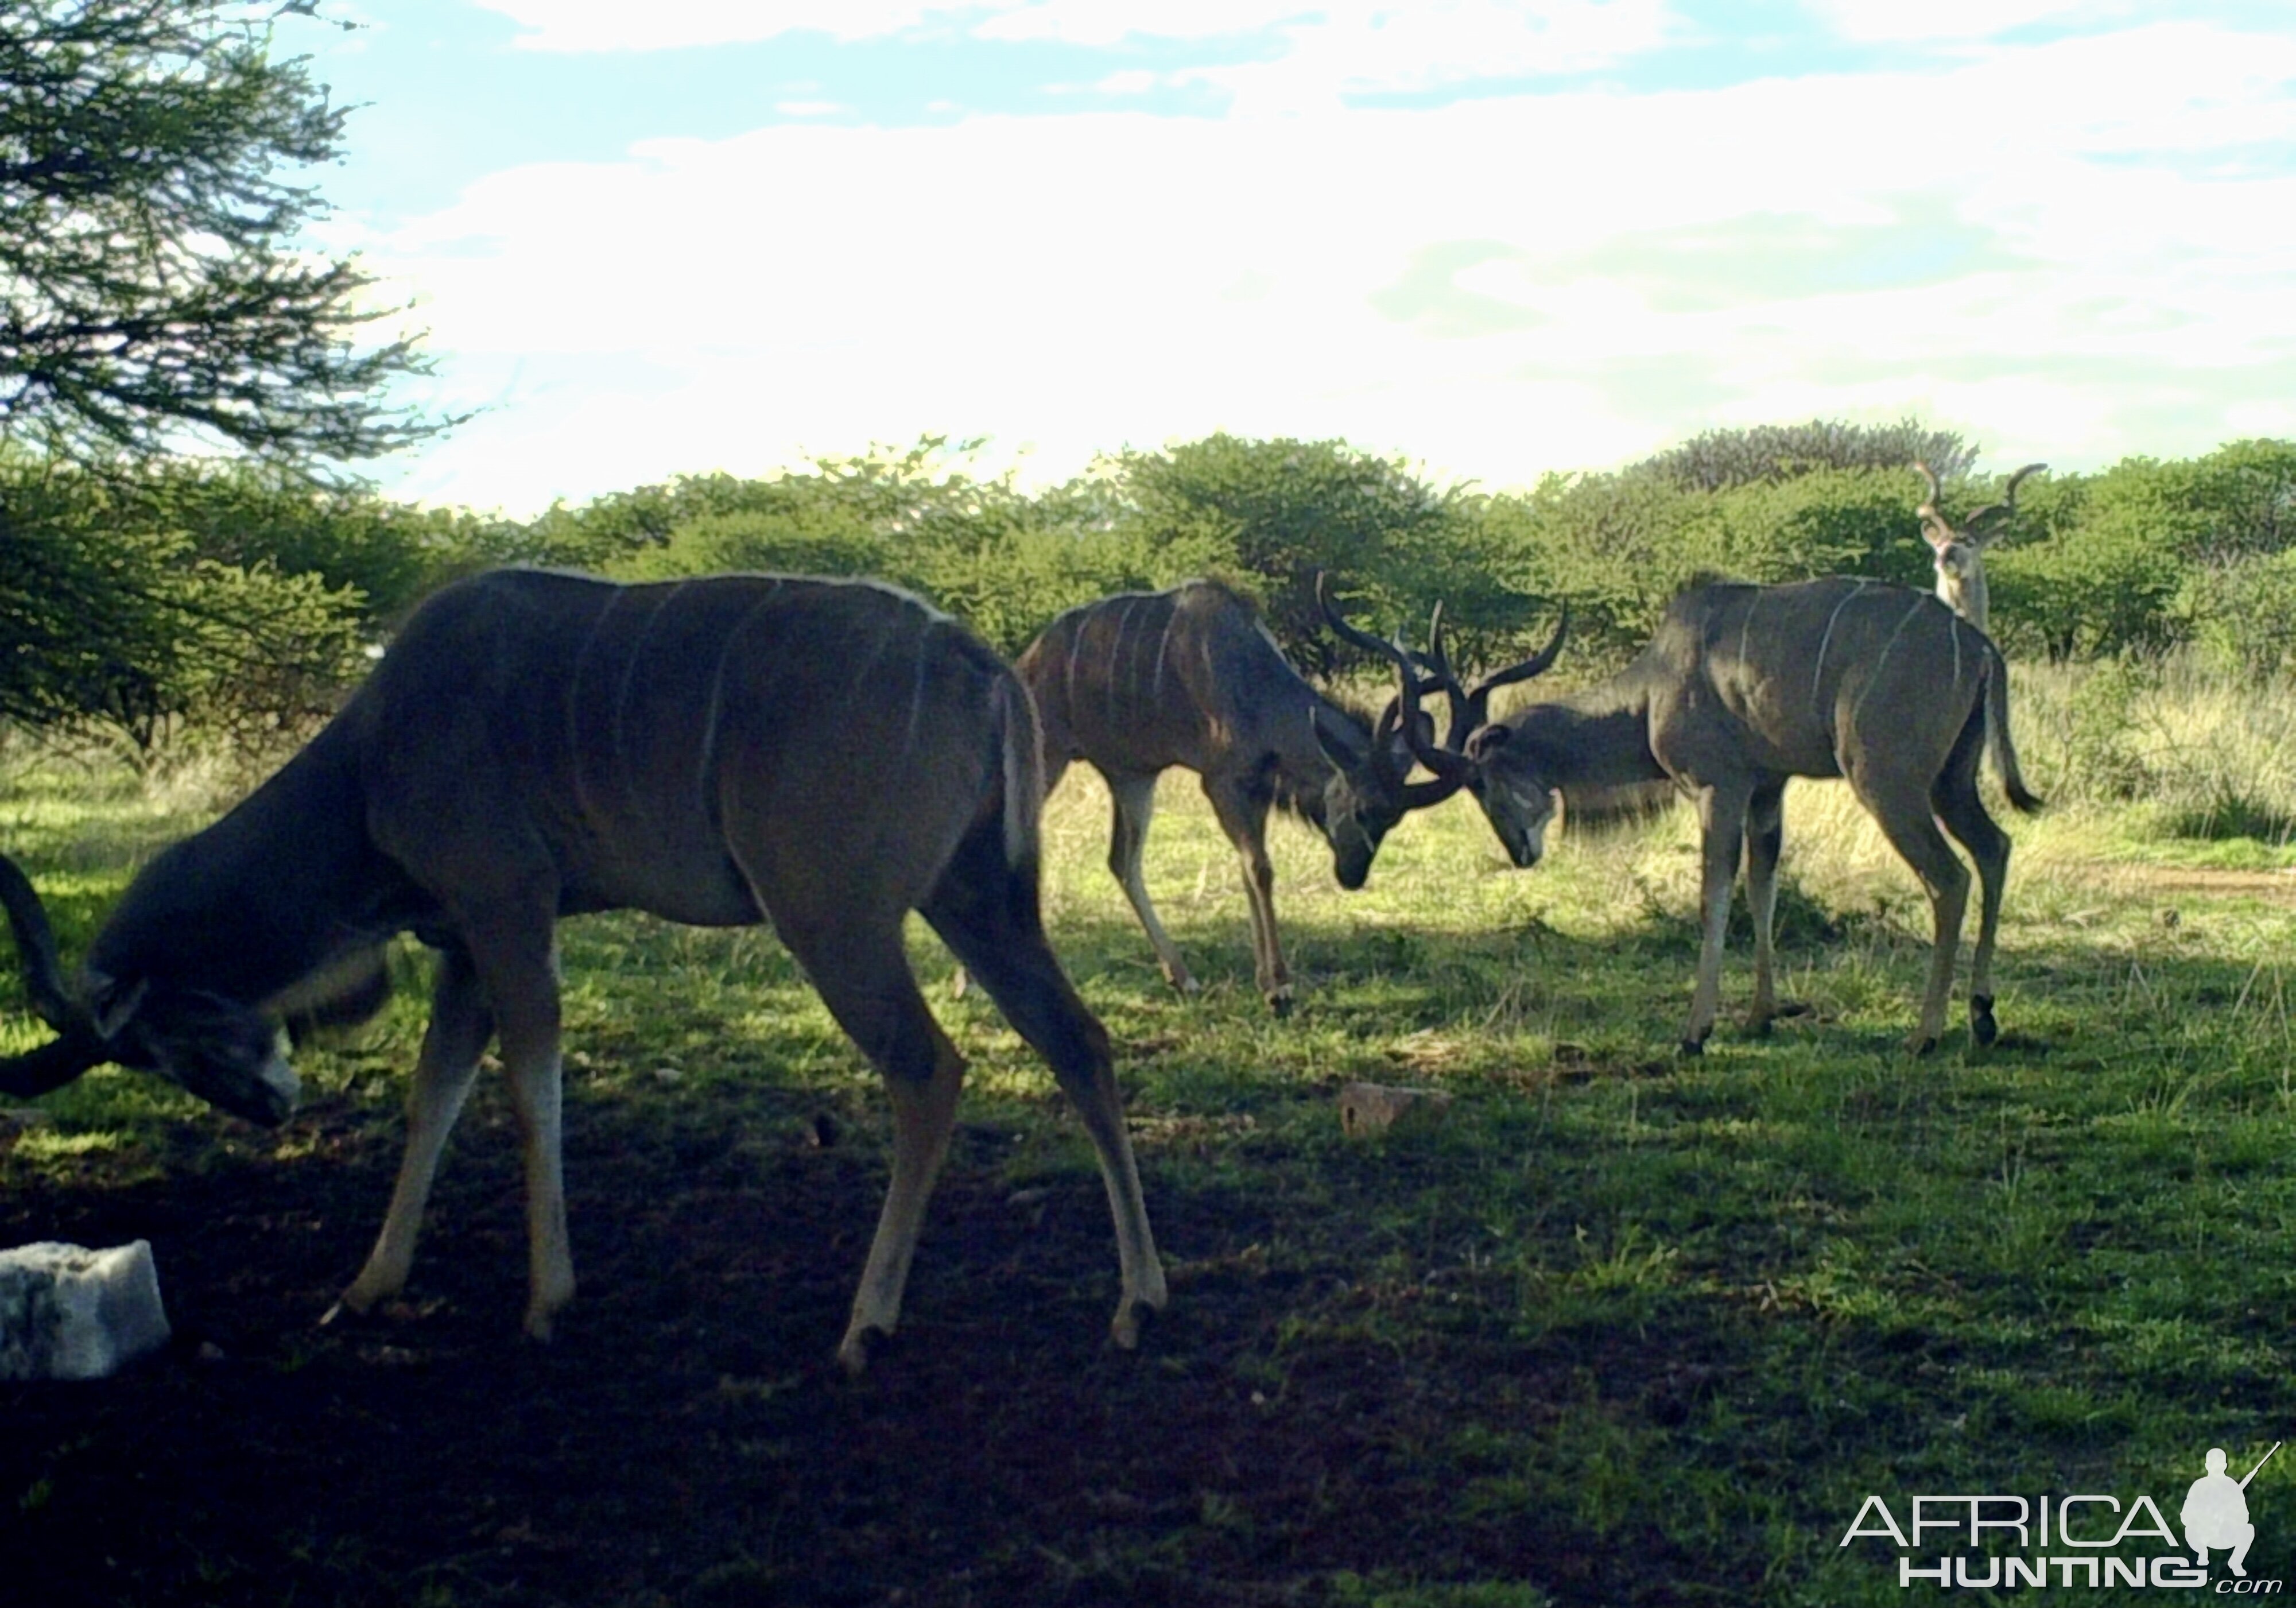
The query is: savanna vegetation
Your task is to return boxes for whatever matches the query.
[17,424,2296,764]
[6,8,2296,1606]
[5,416,2296,1607]
[1,640,2292,1605]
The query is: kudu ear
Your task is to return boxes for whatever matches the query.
[84,970,149,1043]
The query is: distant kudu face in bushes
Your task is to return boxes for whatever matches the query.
[1913,460,2046,632]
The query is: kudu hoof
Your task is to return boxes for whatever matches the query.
[1970,995,1999,1048]
[836,1324,891,1378]
[1677,1037,1705,1058]
[1110,1297,1162,1353]
[1265,987,1294,1018]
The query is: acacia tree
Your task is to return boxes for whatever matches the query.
[0,0,447,737]
[0,0,434,462]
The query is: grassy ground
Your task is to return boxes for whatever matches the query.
[3,658,2295,1606]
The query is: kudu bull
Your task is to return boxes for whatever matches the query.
[1363,578,2041,1054]
[1915,460,2046,632]
[0,569,1166,1374]
[1015,578,1454,1014]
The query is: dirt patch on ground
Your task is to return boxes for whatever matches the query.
[0,1087,1653,1608]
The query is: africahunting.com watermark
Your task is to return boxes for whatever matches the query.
[1841,1444,2283,1592]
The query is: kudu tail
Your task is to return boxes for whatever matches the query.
[995,670,1049,873]
[1984,644,2042,815]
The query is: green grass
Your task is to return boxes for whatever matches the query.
[5,657,2296,1605]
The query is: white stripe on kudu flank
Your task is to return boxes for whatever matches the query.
[614,583,682,822]
[568,587,624,824]
[1108,595,1141,729]
[1810,579,1868,711]
[695,584,782,822]
[1150,602,1178,703]
[1855,595,1932,723]
[902,617,933,765]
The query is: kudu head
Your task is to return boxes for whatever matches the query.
[1318,579,1569,870]
[1914,460,2046,630]
[0,852,298,1126]
[1307,576,1462,889]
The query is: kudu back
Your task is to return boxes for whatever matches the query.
[0,568,1165,1374]
[1017,578,1452,1013]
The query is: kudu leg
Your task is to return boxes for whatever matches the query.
[777,917,969,1376]
[1681,785,1750,1054]
[1104,770,1200,997]
[1203,778,1291,1014]
[1743,780,1787,1033]
[464,923,576,1340]
[924,854,1167,1354]
[331,944,493,1324]
[1855,775,1971,1055]
[1933,770,2011,1047]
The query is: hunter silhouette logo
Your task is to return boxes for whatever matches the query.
[1840,1439,2285,1590]
[2185,1443,2277,1579]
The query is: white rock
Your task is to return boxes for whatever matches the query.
[0,1240,173,1381]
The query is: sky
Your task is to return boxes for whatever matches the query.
[292,1,2296,516]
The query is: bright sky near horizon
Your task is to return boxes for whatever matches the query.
[298,1,2296,516]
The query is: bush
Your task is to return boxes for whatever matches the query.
[2182,551,2296,680]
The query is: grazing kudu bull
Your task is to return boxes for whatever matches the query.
[1376,578,2042,1054]
[1015,578,1454,1013]
[0,569,1166,1374]
[1915,460,2046,632]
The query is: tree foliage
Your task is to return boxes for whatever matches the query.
[0,0,441,463]
[12,412,2295,763]
[0,455,366,758]
[1634,417,1978,493]
[0,0,456,743]
[1114,433,1529,673]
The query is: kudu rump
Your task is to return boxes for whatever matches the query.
[1017,578,1456,1013]
[1373,578,2041,1055]
[0,569,1166,1373]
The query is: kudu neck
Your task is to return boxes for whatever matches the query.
[1507,675,1667,791]
[93,727,416,1003]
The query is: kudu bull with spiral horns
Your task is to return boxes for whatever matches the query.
[1344,578,2041,1055]
[1014,576,1468,1013]
[0,568,1166,1374]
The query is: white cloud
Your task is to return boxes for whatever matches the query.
[369,16,2296,513]
[476,0,995,51]
[477,0,1678,90]
[1801,0,2125,44]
